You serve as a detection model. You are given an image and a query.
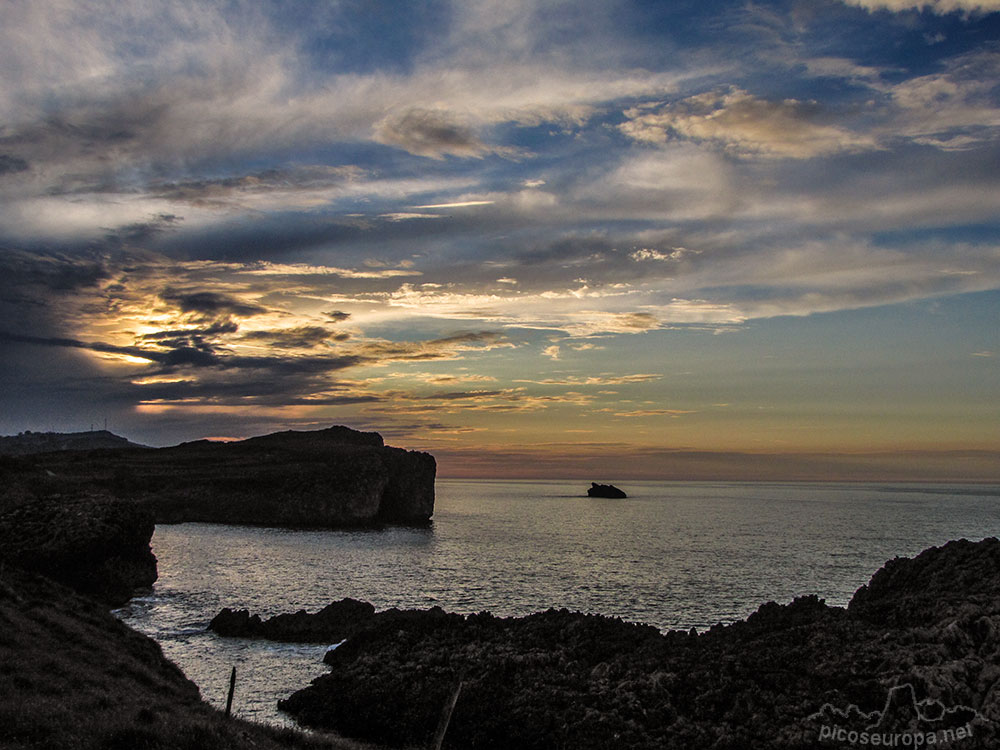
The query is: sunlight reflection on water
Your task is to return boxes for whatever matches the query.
[116,479,1000,727]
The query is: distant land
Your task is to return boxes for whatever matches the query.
[0,429,148,455]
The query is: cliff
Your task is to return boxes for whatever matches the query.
[0,495,157,606]
[214,538,1000,749]
[0,425,436,528]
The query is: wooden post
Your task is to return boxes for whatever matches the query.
[224,666,236,718]
[431,676,463,750]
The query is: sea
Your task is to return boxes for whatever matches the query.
[115,479,1000,728]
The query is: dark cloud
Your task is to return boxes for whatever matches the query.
[147,166,360,208]
[0,330,363,376]
[160,288,268,318]
[132,371,381,408]
[323,310,352,322]
[139,320,241,344]
[159,345,220,368]
[414,390,505,401]
[375,108,489,159]
[158,351,364,376]
[0,154,29,175]
[516,236,615,266]
[240,326,349,348]
[0,250,109,295]
[107,214,182,244]
[0,331,165,362]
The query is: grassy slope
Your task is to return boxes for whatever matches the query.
[0,565,370,750]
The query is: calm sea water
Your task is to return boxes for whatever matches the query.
[116,479,1000,728]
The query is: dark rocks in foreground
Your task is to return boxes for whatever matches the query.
[0,495,157,605]
[262,538,1000,749]
[212,598,377,642]
[211,599,457,643]
[0,425,436,528]
[587,482,627,498]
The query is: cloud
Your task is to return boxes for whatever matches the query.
[160,289,268,319]
[351,331,514,363]
[880,50,1000,150]
[239,326,349,349]
[147,166,364,210]
[398,372,499,385]
[620,88,877,159]
[374,108,502,159]
[515,373,661,385]
[0,154,29,175]
[841,0,1000,13]
[612,408,697,417]
[239,262,421,280]
[630,247,693,262]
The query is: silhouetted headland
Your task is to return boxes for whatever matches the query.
[0,425,435,528]
[587,482,627,498]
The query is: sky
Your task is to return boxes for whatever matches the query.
[0,0,998,480]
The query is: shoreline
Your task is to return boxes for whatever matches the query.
[210,538,1000,749]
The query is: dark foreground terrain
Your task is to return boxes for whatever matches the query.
[0,486,374,750]
[216,539,1000,749]
[0,566,368,750]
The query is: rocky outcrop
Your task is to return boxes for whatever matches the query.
[0,495,157,605]
[269,538,1000,749]
[0,425,436,528]
[587,482,627,498]
[211,598,378,642]
[849,537,1000,627]
[210,599,457,643]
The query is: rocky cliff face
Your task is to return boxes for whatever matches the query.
[0,495,157,606]
[1,425,436,528]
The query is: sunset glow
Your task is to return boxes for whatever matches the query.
[0,1,998,480]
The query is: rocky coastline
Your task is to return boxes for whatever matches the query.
[0,494,363,749]
[0,425,436,528]
[3,433,997,748]
[206,538,1000,749]
[0,424,432,750]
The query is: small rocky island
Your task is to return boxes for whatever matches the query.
[0,425,435,528]
[207,538,1000,749]
[587,482,627,498]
